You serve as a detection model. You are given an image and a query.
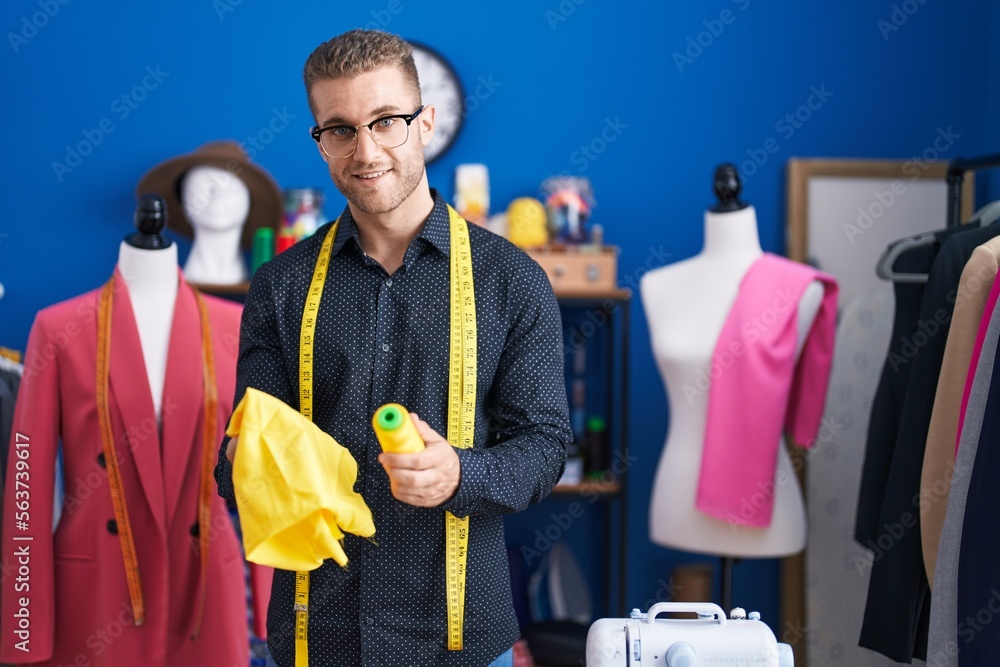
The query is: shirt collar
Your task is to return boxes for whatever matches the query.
[330,189,452,258]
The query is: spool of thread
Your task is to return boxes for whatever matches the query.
[372,403,425,454]
[275,231,296,254]
[251,228,275,275]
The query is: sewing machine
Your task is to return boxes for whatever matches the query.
[586,602,794,666]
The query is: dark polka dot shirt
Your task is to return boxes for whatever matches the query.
[215,189,571,666]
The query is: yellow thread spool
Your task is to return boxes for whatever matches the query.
[373,404,425,453]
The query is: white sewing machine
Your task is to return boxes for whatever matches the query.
[586,602,794,666]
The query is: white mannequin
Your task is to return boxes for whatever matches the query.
[117,240,178,420]
[180,165,251,285]
[641,204,823,557]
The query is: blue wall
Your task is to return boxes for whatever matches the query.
[1,0,996,643]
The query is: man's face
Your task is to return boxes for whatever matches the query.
[310,66,435,217]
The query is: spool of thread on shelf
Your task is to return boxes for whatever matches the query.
[571,378,586,442]
[372,404,425,454]
[585,416,609,477]
[275,230,296,254]
[251,228,274,275]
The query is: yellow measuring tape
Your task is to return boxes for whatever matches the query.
[294,217,337,667]
[294,206,474,665]
[446,206,476,651]
[96,279,145,628]
[96,277,218,633]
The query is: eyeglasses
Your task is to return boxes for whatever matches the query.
[310,106,424,159]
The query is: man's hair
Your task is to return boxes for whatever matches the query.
[304,30,421,117]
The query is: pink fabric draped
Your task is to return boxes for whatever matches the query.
[695,253,838,528]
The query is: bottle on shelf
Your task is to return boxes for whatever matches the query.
[584,416,610,480]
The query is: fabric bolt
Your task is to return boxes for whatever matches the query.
[805,286,899,667]
[215,190,571,667]
[921,238,1000,587]
[0,273,264,666]
[696,253,838,527]
[860,223,1000,662]
[927,284,1000,666]
[956,300,1000,664]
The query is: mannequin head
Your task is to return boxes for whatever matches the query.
[136,140,283,251]
[710,163,748,213]
[180,166,251,234]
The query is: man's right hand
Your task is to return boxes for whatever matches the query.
[226,436,239,463]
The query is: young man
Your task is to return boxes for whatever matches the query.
[215,30,571,667]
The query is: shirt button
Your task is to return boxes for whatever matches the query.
[382,343,390,352]
[386,278,393,286]
[366,617,374,626]
[371,479,380,488]
[368,549,376,558]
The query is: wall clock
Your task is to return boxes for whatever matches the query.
[408,41,465,164]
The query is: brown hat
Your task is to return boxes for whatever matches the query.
[136,140,283,250]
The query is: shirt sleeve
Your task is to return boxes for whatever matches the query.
[214,265,297,504]
[441,257,571,518]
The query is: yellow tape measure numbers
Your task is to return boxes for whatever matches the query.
[295,219,339,667]
[446,206,476,651]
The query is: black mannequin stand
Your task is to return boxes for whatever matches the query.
[127,193,173,249]
[720,556,739,613]
[712,162,746,616]
[709,162,748,214]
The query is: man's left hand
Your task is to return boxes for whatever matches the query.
[378,414,461,507]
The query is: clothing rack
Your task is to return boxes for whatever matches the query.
[947,152,1000,228]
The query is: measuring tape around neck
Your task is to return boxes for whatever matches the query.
[96,277,218,635]
[295,206,475,665]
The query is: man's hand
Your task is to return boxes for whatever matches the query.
[226,436,239,463]
[378,414,461,507]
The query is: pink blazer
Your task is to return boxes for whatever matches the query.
[1,272,266,666]
[696,254,838,528]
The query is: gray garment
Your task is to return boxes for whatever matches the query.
[806,287,899,667]
[0,366,21,478]
[926,289,1000,665]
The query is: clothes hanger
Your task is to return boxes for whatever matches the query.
[967,200,1000,227]
[874,198,1000,284]
[875,232,938,284]
[876,153,1000,284]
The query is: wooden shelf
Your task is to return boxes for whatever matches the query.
[192,281,250,294]
[554,287,632,301]
[551,480,621,495]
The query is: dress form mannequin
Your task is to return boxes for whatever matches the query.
[641,165,823,557]
[180,165,251,285]
[117,194,178,420]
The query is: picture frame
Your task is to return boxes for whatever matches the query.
[786,158,975,306]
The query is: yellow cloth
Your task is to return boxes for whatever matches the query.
[227,387,375,571]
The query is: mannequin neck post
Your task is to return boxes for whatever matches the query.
[701,205,763,261]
